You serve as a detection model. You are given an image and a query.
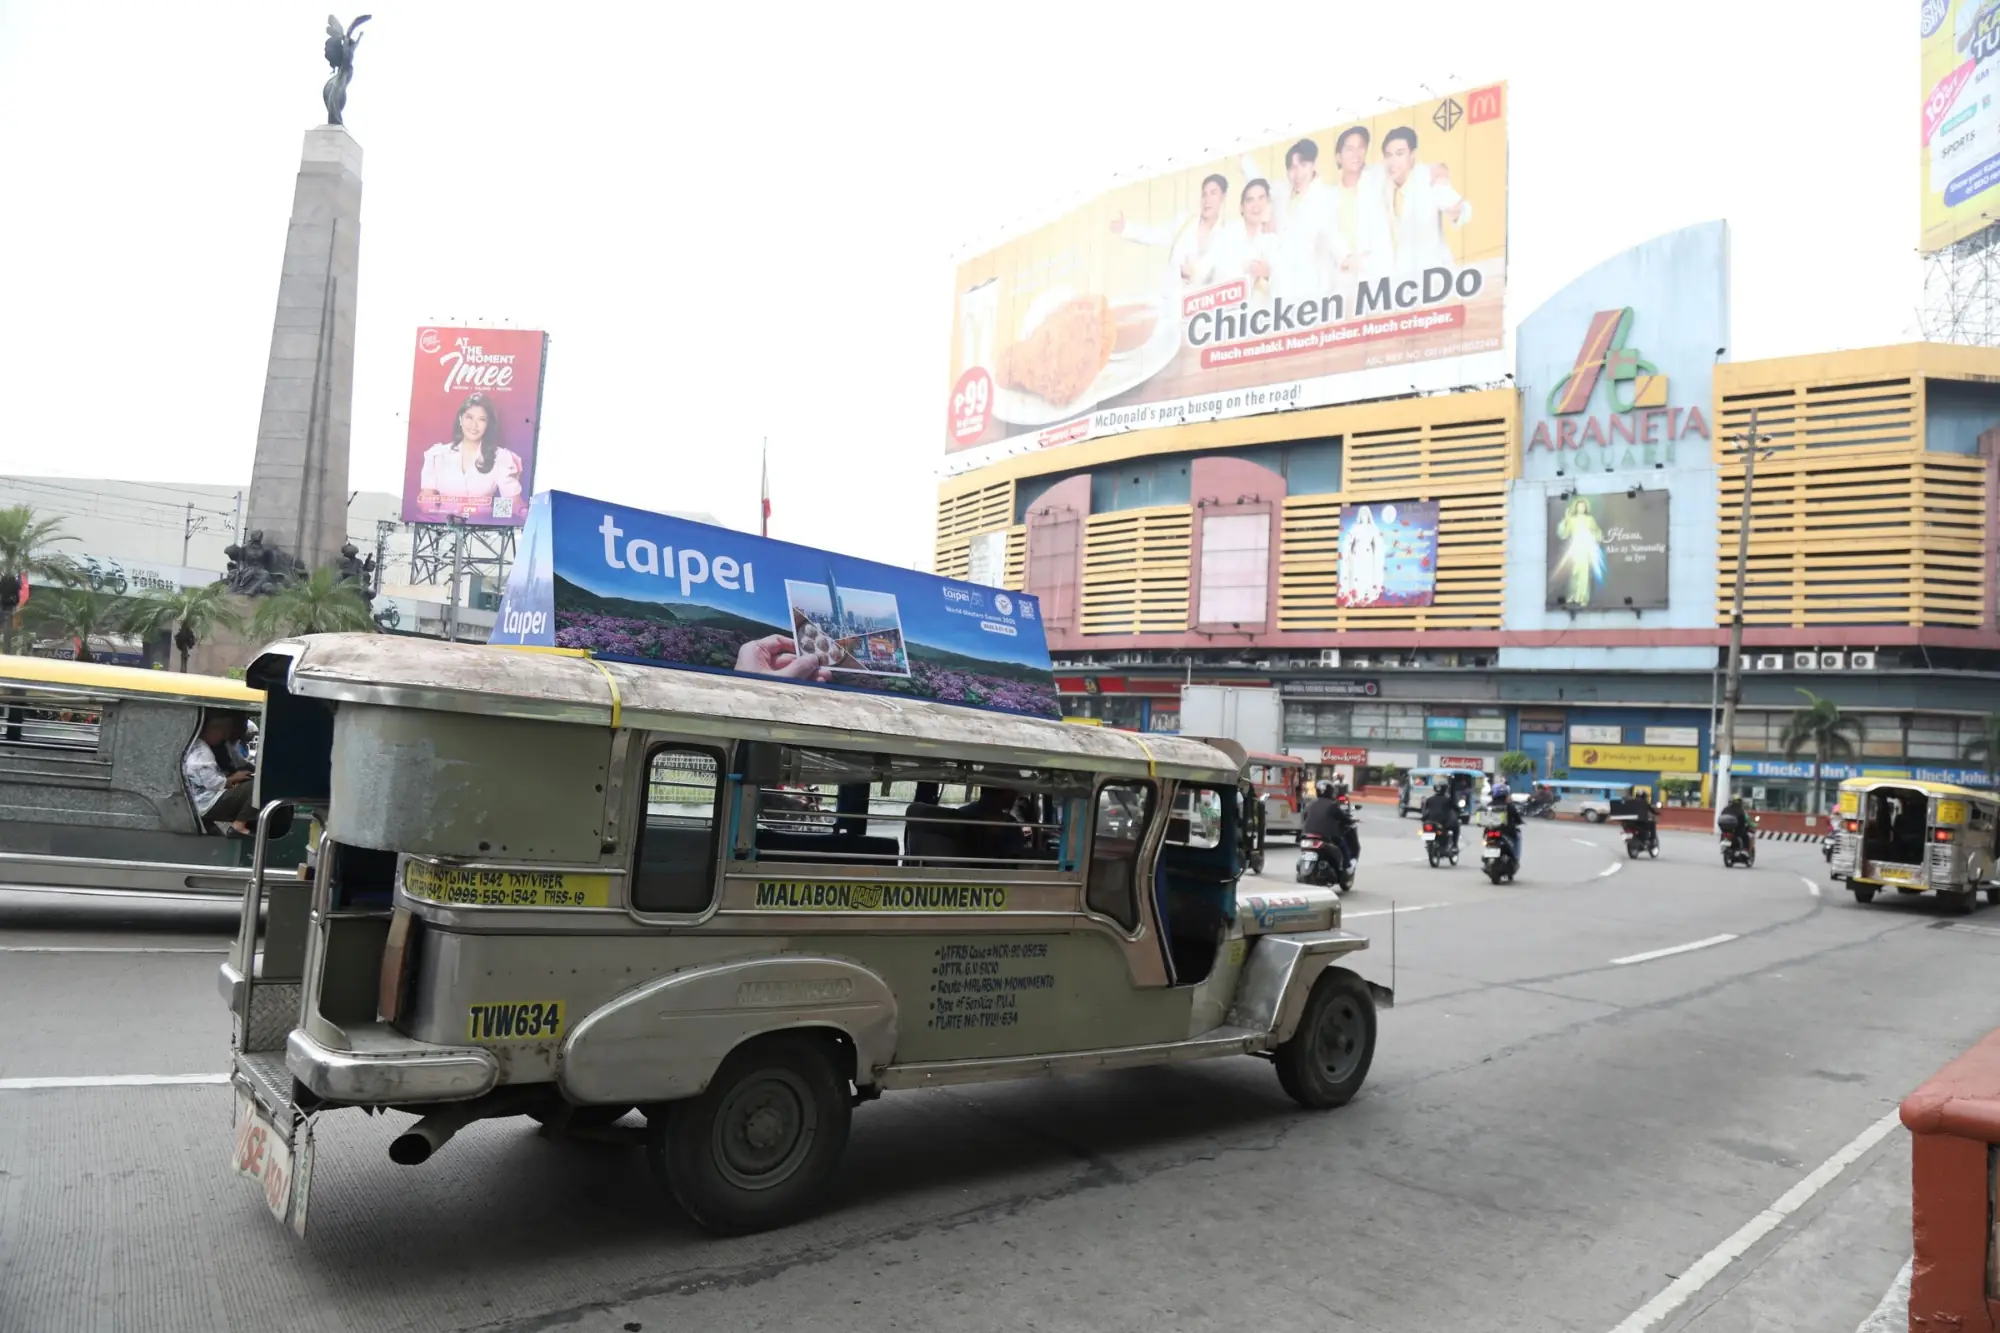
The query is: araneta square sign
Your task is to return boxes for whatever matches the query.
[1515,220,1728,481]
[1525,307,1710,469]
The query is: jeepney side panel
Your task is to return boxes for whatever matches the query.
[404,926,1199,1088]
[0,696,209,844]
[325,704,610,861]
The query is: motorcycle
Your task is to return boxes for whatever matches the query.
[1720,831,1756,869]
[1521,794,1558,820]
[1422,820,1458,867]
[1625,824,1659,859]
[1295,832,1355,892]
[1480,826,1518,883]
[1820,831,1837,863]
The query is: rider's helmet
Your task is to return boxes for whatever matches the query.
[1315,779,1337,799]
[1489,781,1511,803]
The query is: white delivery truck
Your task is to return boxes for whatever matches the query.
[1178,686,1301,838]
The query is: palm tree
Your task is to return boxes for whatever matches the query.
[1963,713,2000,793]
[123,582,245,672]
[1779,689,1866,815]
[26,588,128,664]
[250,566,376,640]
[0,505,79,654]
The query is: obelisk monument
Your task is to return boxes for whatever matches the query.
[242,16,370,577]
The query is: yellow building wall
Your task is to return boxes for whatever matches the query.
[1713,345,1994,630]
[935,390,1519,635]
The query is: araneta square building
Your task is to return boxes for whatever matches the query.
[935,223,2000,809]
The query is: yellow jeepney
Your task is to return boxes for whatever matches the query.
[1829,777,2000,913]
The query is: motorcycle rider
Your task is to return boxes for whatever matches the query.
[1301,780,1359,884]
[1627,785,1659,850]
[1420,780,1460,855]
[1487,780,1524,869]
[1720,796,1754,858]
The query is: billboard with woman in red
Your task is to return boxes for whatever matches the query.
[400,327,550,526]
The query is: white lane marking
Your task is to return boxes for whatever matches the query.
[1611,933,1738,966]
[0,945,226,953]
[1604,1109,1902,1333]
[1345,903,1456,919]
[1802,877,1820,897]
[1599,862,1622,879]
[0,1073,230,1090]
[1571,838,1599,847]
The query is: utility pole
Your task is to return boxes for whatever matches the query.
[1712,408,1770,825]
[182,503,195,565]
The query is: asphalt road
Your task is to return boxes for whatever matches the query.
[2,812,1993,1332]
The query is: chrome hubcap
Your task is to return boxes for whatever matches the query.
[713,1070,816,1190]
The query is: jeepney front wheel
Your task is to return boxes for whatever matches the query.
[1851,885,1877,904]
[648,1032,851,1235]
[1274,968,1377,1110]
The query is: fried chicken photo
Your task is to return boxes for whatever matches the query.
[996,296,1118,406]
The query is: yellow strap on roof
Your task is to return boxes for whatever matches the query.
[1132,734,1158,777]
[585,658,622,730]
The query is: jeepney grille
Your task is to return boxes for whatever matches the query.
[243,983,300,1053]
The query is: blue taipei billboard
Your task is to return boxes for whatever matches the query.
[492,492,1060,718]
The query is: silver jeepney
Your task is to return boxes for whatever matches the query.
[223,635,1390,1236]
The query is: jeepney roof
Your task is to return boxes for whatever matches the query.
[0,654,262,708]
[261,635,1244,782]
[1837,775,1995,802]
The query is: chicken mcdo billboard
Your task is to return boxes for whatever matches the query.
[400,327,550,527]
[944,83,1508,472]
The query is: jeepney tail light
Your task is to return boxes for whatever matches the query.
[378,908,421,1025]
[1844,820,1860,833]
[1934,828,1954,843]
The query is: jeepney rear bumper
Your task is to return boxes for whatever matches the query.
[286,1024,499,1105]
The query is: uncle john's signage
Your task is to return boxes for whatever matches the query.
[1525,307,1709,470]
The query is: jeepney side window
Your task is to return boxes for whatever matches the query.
[1087,782,1154,931]
[633,746,723,913]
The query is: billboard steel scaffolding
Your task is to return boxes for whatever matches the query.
[1920,220,2000,347]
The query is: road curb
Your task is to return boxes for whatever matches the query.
[1853,1257,1910,1333]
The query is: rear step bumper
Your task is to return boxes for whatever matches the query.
[287,1024,500,1105]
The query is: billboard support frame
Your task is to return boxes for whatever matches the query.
[1920,220,2000,347]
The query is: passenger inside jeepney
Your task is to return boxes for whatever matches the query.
[183,710,256,835]
[1863,788,1926,867]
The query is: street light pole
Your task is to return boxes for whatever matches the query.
[1712,407,1768,824]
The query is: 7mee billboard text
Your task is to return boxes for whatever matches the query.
[401,327,550,528]
[1922,1,2000,253]
[944,84,1508,472]
[491,492,1062,719]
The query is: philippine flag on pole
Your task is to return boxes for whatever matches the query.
[760,442,771,537]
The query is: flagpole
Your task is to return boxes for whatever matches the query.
[760,438,770,538]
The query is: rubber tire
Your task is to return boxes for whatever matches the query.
[1987,887,2000,907]
[530,1103,634,1131]
[648,1034,852,1235]
[1947,888,1977,916]
[1852,886,1877,904]
[1274,969,1377,1109]
[1627,841,1639,859]
[1722,849,1733,869]
[1427,844,1440,867]
[1584,810,1605,824]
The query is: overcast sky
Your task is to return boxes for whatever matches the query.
[0,1,1919,571]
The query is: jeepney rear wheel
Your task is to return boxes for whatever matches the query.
[649,1033,851,1235]
[1946,887,1976,916]
[1987,887,2000,907]
[1851,885,1876,904]
[1275,968,1376,1110]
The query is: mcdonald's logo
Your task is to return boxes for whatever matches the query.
[1467,84,1504,125]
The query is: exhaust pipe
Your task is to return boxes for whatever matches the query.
[389,1103,484,1165]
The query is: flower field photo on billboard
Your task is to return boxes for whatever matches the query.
[493,494,1061,719]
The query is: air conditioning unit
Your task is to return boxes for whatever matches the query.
[1318,649,1342,668]
[1792,652,1818,670]
[1818,652,1845,670]
[1754,654,1784,671]
[1849,651,1878,670]
[1254,660,1273,669]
